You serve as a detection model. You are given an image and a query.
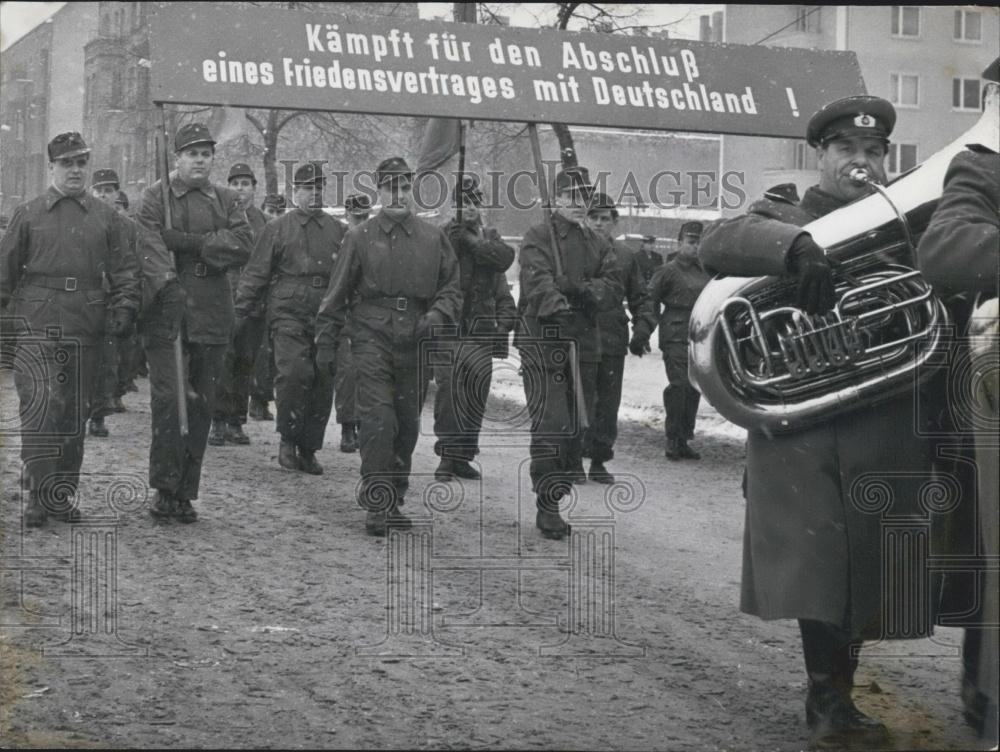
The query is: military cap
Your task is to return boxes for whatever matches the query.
[262,194,287,211]
[984,56,1000,84]
[453,174,485,206]
[375,157,414,186]
[764,183,800,205]
[115,190,129,210]
[806,95,895,148]
[174,122,216,152]
[554,165,593,195]
[47,132,90,161]
[292,163,326,186]
[228,163,256,183]
[587,191,619,218]
[677,221,704,241]
[91,168,120,189]
[344,193,373,215]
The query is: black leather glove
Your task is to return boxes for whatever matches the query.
[415,311,445,341]
[628,334,651,357]
[788,235,835,315]
[161,229,206,256]
[447,224,476,254]
[540,310,575,334]
[554,275,584,299]
[108,307,136,338]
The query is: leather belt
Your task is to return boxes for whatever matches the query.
[282,274,330,289]
[23,274,102,291]
[363,296,427,313]
[180,262,225,278]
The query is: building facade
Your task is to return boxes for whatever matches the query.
[716,5,999,209]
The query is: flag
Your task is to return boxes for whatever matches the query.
[416,117,462,174]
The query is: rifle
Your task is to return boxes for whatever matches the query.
[156,107,190,437]
[526,123,588,430]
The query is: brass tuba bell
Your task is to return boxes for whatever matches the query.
[689,82,1000,434]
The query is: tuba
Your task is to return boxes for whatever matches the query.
[689,82,1000,434]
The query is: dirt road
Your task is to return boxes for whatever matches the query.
[0,359,986,750]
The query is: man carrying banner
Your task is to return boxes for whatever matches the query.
[583,192,655,483]
[1,133,140,526]
[433,175,515,481]
[515,166,622,539]
[235,163,344,474]
[137,123,253,523]
[211,163,268,446]
[334,193,372,453]
[315,157,461,537]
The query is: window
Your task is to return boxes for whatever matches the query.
[954,9,982,42]
[952,77,982,110]
[889,73,920,107]
[891,6,920,37]
[793,141,818,170]
[794,6,822,33]
[138,68,150,103]
[111,70,123,108]
[127,68,136,104]
[888,143,918,175]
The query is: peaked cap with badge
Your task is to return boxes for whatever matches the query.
[806,95,896,148]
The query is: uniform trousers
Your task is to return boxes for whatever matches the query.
[354,339,422,510]
[521,343,598,509]
[90,314,118,420]
[333,332,357,426]
[215,315,266,425]
[662,343,699,441]
[272,326,333,451]
[433,339,494,461]
[14,340,98,508]
[144,336,224,500]
[251,328,275,403]
[583,353,625,462]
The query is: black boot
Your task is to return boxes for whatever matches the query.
[535,489,571,540]
[589,460,615,484]
[112,396,127,413]
[278,439,300,470]
[677,440,701,460]
[88,417,109,437]
[149,490,176,520]
[567,462,587,484]
[298,448,323,475]
[434,459,456,482]
[174,498,198,523]
[450,459,481,480]
[665,438,682,460]
[340,422,358,453]
[208,419,227,446]
[24,491,47,528]
[226,422,251,445]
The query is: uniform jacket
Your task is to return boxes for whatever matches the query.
[0,187,140,342]
[597,240,656,357]
[917,145,999,298]
[314,210,462,360]
[634,247,663,286]
[444,216,516,337]
[698,184,941,637]
[124,212,178,319]
[235,208,346,335]
[647,248,711,349]
[227,203,270,317]
[137,172,252,344]
[515,212,623,363]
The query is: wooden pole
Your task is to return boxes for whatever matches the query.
[156,103,189,437]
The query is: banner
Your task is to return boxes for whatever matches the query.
[149,4,866,138]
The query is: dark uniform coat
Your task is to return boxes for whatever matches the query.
[597,241,655,357]
[917,144,999,720]
[700,185,941,638]
[634,246,663,287]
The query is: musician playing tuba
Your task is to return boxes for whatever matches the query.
[699,95,950,748]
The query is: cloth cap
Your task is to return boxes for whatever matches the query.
[587,191,618,217]
[345,193,373,215]
[764,183,800,204]
[262,194,287,211]
[91,168,120,189]
[677,221,704,241]
[806,95,895,148]
[453,174,484,206]
[48,132,91,161]
[174,122,216,152]
[375,157,414,187]
[554,166,593,195]
[292,163,326,186]
[228,163,256,183]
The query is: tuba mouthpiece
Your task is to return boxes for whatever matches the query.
[849,168,871,185]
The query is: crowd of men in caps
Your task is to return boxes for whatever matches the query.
[1,56,997,749]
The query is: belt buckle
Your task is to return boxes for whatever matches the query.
[395,297,408,311]
[194,263,208,277]
[312,276,325,288]
[64,277,78,291]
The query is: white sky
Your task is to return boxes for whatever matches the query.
[1,2,720,51]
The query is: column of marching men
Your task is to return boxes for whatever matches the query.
[1,61,997,748]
